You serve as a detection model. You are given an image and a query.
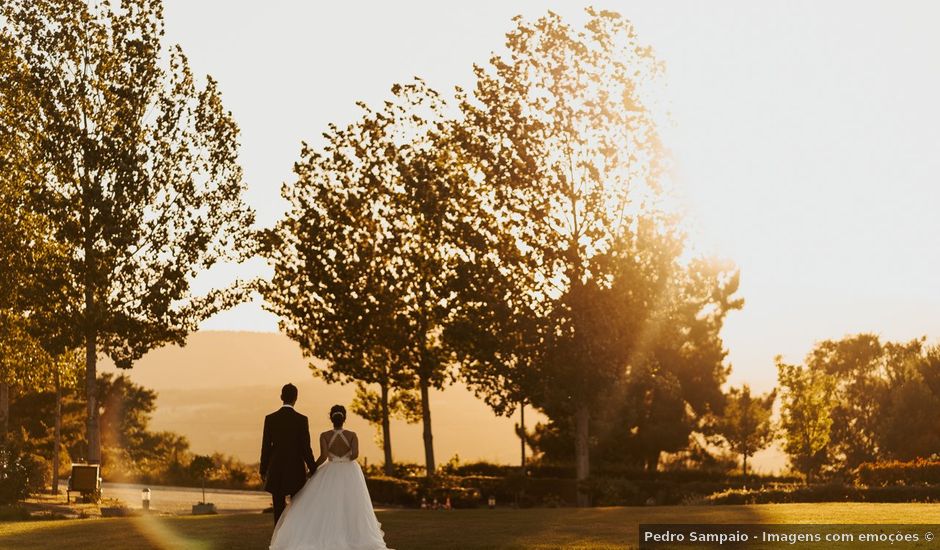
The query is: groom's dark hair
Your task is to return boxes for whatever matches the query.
[281,383,298,404]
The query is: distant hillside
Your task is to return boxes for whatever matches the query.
[100,331,530,466]
[100,330,785,473]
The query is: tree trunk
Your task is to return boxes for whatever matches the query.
[742,452,748,477]
[645,451,660,474]
[83,213,100,465]
[519,401,527,503]
[575,404,590,507]
[0,382,8,442]
[419,375,435,476]
[380,382,393,476]
[520,401,526,470]
[52,369,62,494]
[85,326,101,464]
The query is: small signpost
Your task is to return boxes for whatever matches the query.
[66,463,101,503]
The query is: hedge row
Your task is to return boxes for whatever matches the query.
[366,475,579,508]
[706,483,940,505]
[855,459,940,487]
[365,474,798,508]
[441,462,799,485]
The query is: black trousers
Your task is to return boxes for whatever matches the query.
[272,491,296,525]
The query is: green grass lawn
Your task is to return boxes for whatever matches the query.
[2,504,940,549]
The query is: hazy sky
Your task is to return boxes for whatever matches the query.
[172,1,940,392]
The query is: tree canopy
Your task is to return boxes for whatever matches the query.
[716,384,775,476]
[1,0,255,463]
[450,8,748,502]
[264,79,463,475]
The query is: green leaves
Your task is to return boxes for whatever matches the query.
[1,0,255,364]
[793,335,940,472]
[716,385,776,474]
[263,78,461,473]
[441,10,751,486]
[777,359,837,480]
[1,0,254,463]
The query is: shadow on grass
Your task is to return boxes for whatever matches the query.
[0,514,273,550]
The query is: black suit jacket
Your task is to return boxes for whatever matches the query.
[260,406,317,495]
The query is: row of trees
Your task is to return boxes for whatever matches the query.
[262,9,744,505]
[2,1,802,502]
[671,334,940,483]
[777,334,940,481]
[696,334,940,483]
[6,1,936,501]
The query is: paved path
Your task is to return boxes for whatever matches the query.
[61,481,272,516]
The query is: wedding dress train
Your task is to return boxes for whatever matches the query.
[269,430,389,550]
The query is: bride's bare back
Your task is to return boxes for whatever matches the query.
[316,428,358,464]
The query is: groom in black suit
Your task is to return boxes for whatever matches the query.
[260,383,318,525]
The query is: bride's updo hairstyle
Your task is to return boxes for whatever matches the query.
[330,405,347,428]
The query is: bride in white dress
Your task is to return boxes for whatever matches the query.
[270,405,390,550]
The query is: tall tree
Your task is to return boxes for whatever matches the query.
[376,81,477,476]
[264,116,410,476]
[50,350,82,492]
[264,80,457,475]
[716,384,775,476]
[1,0,255,463]
[457,8,670,504]
[621,256,742,472]
[544,253,741,473]
[875,339,940,461]
[0,27,64,442]
[444,197,546,468]
[777,358,836,483]
[805,335,934,470]
[805,334,886,470]
[1,57,83,481]
[918,344,940,399]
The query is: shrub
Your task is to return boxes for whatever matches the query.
[520,477,578,506]
[358,463,801,508]
[0,504,31,521]
[0,444,50,504]
[856,459,940,487]
[22,452,48,494]
[443,461,518,477]
[417,476,482,508]
[0,445,42,504]
[366,476,419,506]
[583,478,642,506]
[578,476,798,506]
[361,462,426,479]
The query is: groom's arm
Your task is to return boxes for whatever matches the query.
[302,417,317,474]
[260,415,272,477]
[315,432,327,467]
